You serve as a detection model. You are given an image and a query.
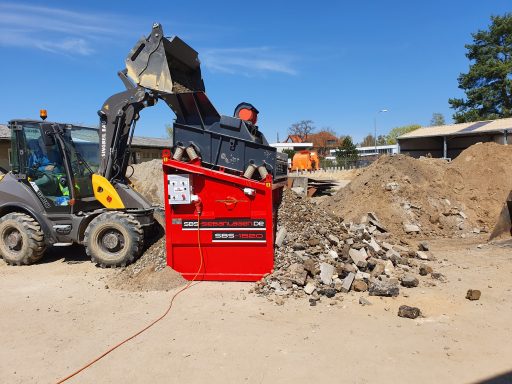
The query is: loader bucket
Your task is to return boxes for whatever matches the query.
[489,191,512,240]
[125,23,205,94]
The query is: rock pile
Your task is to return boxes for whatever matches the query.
[253,190,439,304]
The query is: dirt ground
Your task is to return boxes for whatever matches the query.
[1,238,511,384]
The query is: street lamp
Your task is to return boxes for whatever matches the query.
[374,109,388,158]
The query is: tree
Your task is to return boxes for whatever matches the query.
[449,13,512,123]
[288,120,315,141]
[360,134,375,147]
[386,124,421,144]
[336,136,358,167]
[430,113,446,126]
[376,135,387,145]
[282,148,296,159]
[165,124,173,138]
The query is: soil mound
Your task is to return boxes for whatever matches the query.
[129,159,165,205]
[322,143,512,237]
[112,160,185,291]
[109,237,186,291]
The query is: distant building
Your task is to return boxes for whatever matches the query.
[0,125,10,170]
[329,144,398,159]
[0,123,171,171]
[398,117,511,159]
[284,131,341,157]
[356,144,399,157]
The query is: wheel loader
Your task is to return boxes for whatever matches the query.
[0,23,285,267]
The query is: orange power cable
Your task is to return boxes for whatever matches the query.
[56,212,204,383]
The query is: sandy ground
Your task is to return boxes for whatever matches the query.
[1,238,512,384]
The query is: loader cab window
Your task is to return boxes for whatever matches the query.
[23,125,69,206]
[60,126,99,199]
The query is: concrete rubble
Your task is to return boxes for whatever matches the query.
[252,190,438,304]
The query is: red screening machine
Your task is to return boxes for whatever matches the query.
[163,153,286,281]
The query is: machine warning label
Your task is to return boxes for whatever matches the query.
[182,218,266,231]
[211,231,266,243]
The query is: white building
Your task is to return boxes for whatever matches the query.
[329,144,398,157]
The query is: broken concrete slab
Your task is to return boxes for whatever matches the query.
[319,263,335,285]
[369,278,399,297]
[340,272,356,293]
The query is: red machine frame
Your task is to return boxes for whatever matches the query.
[162,151,285,281]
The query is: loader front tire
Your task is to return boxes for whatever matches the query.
[84,212,143,268]
[0,213,46,265]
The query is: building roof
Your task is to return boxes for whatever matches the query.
[0,123,171,148]
[398,117,512,140]
[131,136,172,148]
[284,135,304,143]
[270,142,313,148]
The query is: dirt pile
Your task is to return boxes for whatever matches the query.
[129,159,165,205]
[109,237,186,291]
[111,160,184,291]
[252,190,440,305]
[322,143,512,237]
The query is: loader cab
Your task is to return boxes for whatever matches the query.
[8,120,103,214]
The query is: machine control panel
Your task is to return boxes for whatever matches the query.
[167,174,192,205]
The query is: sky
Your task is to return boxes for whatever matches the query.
[0,1,510,144]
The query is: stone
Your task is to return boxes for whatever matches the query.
[385,182,399,191]
[371,262,385,278]
[401,274,419,288]
[403,223,420,233]
[359,297,372,306]
[466,289,481,301]
[398,305,421,319]
[365,237,381,253]
[386,249,400,259]
[381,242,393,251]
[369,278,399,297]
[275,227,287,248]
[353,280,368,292]
[340,272,356,293]
[418,242,430,251]
[384,260,395,276]
[319,288,337,298]
[419,264,433,276]
[308,238,320,247]
[327,234,340,246]
[270,281,281,290]
[289,263,308,286]
[349,247,368,266]
[416,251,430,260]
[319,263,335,285]
[303,259,317,275]
[304,283,316,295]
[431,272,446,282]
[291,187,305,195]
[355,271,370,280]
[328,249,338,260]
[292,242,306,251]
[344,263,357,274]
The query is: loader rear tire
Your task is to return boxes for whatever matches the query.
[0,213,46,265]
[84,212,143,268]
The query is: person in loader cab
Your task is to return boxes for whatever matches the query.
[27,138,63,173]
